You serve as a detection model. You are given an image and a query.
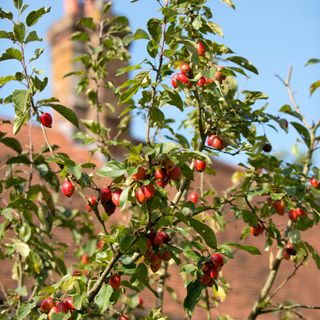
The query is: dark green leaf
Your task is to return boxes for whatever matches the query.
[94,284,113,314]
[291,121,311,147]
[0,48,22,61]
[25,31,42,43]
[30,48,44,62]
[0,137,22,153]
[26,7,50,27]
[14,22,25,42]
[183,280,204,317]
[279,104,303,121]
[227,56,258,74]
[0,9,13,20]
[123,28,149,46]
[224,242,261,255]
[176,212,217,249]
[0,30,14,40]
[78,17,96,31]
[0,75,16,88]
[71,31,90,42]
[304,242,320,269]
[13,0,23,10]
[6,154,31,164]
[207,22,223,37]
[48,104,79,128]
[305,58,320,66]
[147,18,162,42]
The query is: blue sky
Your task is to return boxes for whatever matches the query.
[0,0,319,165]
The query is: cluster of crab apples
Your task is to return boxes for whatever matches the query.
[199,253,224,287]
[171,41,226,89]
[40,296,76,319]
[145,229,172,272]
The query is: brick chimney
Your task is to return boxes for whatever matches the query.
[47,0,129,139]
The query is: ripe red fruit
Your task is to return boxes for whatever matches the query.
[214,66,226,83]
[153,230,170,247]
[155,168,167,180]
[142,184,155,199]
[64,297,76,311]
[40,297,55,313]
[250,223,264,237]
[196,76,206,87]
[176,72,190,85]
[86,196,98,211]
[111,189,122,207]
[156,179,167,188]
[81,254,88,265]
[288,208,306,222]
[310,176,320,188]
[97,238,104,250]
[56,301,69,313]
[136,187,147,204]
[200,273,211,285]
[168,165,181,181]
[209,268,219,279]
[210,253,224,270]
[194,159,206,172]
[197,41,206,56]
[262,143,272,153]
[188,191,199,204]
[283,243,297,260]
[172,74,179,88]
[132,167,147,181]
[180,62,191,75]
[273,200,285,215]
[138,296,143,307]
[207,134,225,150]
[160,250,171,261]
[150,254,162,272]
[109,274,121,290]
[40,112,53,128]
[100,187,112,204]
[61,179,74,198]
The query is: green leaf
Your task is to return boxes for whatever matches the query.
[0,48,22,61]
[120,186,131,208]
[176,212,217,249]
[150,108,165,123]
[0,9,13,20]
[25,31,42,43]
[13,0,23,10]
[0,30,14,40]
[48,104,79,128]
[71,31,90,42]
[227,56,258,74]
[6,154,31,164]
[30,48,44,62]
[147,18,162,42]
[96,161,126,179]
[14,22,25,42]
[12,90,31,135]
[223,242,261,255]
[17,302,35,320]
[26,7,50,27]
[0,75,16,88]
[183,280,204,317]
[279,104,303,121]
[304,242,320,269]
[123,28,149,46]
[208,21,223,37]
[310,80,320,96]
[0,137,22,153]
[291,121,311,147]
[305,58,320,66]
[13,239,30,259]
[78,17,96,31]
[94,284,113,314]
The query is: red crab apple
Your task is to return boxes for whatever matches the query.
[250,223,264,237]
[288,208,306,222]
[310,176,320,188]
[132,167,146,181]
[142,184,155,200]
[194,159,206,172]
[214,66,226,83]
[153,230,170,247]
[61,179,74,198]
[176,72,190,85]
[40,112,53,128]
[64,297,76,311]
[150,254,162,272]
[138,296,143,307]
[283,243,297,260]
[168,165,181,181]
[210,253,224,270]
[196,76,206,87]
[111,189,122,207]
[273,199,285,215]
[156,179,167,188]
[40,297,55,313]
[188,191,199,204]
[109,274,121,290]
[207,134,225,150]
[86,196,98,211]
[55,301,70,313]
[180,62,191,75]
[262,143,272,153]
[48,306,59,320]
[100,187,112,204]
[136,187,147,204]
[197,41,205,56]
[154,168,167,181]
[171,74,179,88]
